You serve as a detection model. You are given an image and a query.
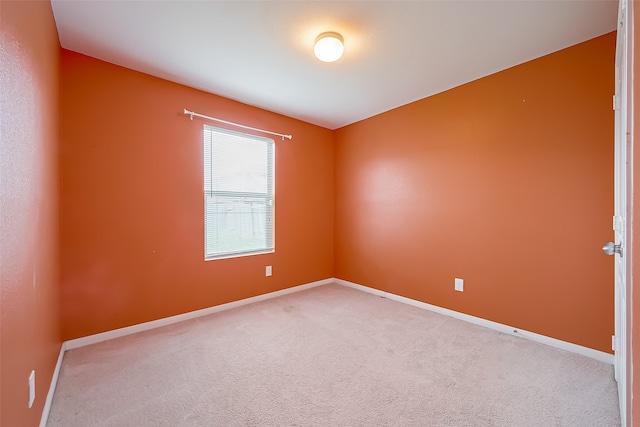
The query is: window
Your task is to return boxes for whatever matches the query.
[203,125,274,259]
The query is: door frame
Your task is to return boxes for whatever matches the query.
[617,0,634,424]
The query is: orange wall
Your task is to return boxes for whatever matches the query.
[59,50,334,340]
[334,33,616,353]
[0,1,61,426]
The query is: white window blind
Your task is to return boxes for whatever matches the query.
[204,125,274,259]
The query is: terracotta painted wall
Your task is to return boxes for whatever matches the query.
[335,33,616,353]
[0,1,61,425]
[60,50,334,340]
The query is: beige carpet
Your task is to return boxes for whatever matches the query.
[47,283,620,426]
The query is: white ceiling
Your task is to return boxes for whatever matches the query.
[51,1,618,130]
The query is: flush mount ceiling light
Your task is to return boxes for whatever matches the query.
[314,32,344,63]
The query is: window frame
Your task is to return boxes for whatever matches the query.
[203,125,275,260]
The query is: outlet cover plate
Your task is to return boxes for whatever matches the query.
[455,278,464,292]
[28,370,35,408]
[266,266,272,277]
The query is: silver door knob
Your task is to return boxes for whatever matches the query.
[602,242,623,257]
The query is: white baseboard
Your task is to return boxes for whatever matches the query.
[64,278,333,350]
[41,275,612,424]
[334,278,615,365]
[40,343,66,427]
[61,276,615,364]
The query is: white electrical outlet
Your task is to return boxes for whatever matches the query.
[454,278,464,292]
[265,266,272,277]
[28,370,35,408]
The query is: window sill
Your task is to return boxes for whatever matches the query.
[205,249,274,261]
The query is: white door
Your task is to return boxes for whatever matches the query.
[605,1,629,424]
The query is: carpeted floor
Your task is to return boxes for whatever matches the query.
[47,283,620,426]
